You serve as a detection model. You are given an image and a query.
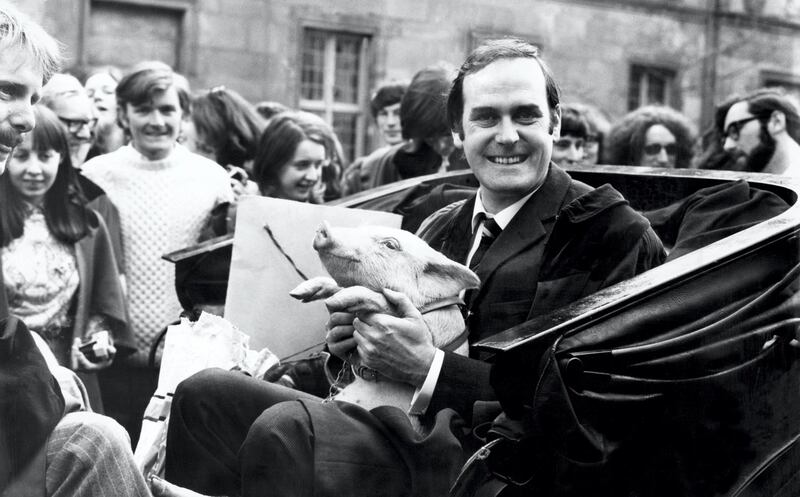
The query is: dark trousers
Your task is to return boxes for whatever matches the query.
[164,368,318,495]
[97,362,158,447]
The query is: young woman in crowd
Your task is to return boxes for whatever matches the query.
[182,86,264,200]
[0,105,134,411]
[252,111,343,203]
[83,65,126,160]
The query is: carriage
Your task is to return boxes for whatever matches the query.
[167,165,800,496]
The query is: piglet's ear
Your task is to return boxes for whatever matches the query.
[423,259,480,294]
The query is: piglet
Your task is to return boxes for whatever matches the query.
[290,221,479,422]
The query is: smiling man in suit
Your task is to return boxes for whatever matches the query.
[162,38,666,497]
[327,38,666,420]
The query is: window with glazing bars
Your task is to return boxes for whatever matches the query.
[628,64,676,110]
[300,28,370,163]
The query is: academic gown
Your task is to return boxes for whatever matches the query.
[416,163,666,421]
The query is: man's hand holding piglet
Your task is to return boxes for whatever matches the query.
[325,310,357,359]
[323,285,436,388]
[353,289,436,388]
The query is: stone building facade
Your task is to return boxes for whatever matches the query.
[19,0,800,162]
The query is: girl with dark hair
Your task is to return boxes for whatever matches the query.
[252,111,342,203]
[185,88,262,167]
[183,86,264,200]
[0,105,134,410]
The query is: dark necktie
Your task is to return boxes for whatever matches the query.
[469,215,502,271]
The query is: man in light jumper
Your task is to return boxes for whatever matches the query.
[82,63,233,442]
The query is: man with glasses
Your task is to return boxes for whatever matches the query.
[607,105,696,168]
[41,73,97,167]
[721,87,800,176]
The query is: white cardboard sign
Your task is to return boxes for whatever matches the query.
[224,196,401,359]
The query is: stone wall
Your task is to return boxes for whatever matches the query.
[16,0,800,138]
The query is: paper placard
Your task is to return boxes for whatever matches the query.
[224,196,401,359]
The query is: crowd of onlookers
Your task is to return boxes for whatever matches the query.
[3,2,800,496]
[21,51,800,437]
[11,29,800,446]
[553,93,800,174]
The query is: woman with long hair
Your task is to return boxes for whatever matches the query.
[606,105,696,169]
[0,105,134,410]
[252,111,343,203]
[183,86,264,199]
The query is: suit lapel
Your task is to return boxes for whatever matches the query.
[470,165,573,303]
[439,195,476,264]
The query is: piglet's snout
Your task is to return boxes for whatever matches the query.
[313,221,335,252]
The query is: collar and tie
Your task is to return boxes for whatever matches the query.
[470,214,502,271]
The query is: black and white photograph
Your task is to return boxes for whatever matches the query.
[1,0,799,495]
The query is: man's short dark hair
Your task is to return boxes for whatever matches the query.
[401,66,452,141]
[116,62,190,117]
[559,105,590,139]
[447,38,561,138]
[369,82,407,120]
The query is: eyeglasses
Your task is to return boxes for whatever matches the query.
[58,116,98,134]
[723,116,761,142]
[643,143,677,156]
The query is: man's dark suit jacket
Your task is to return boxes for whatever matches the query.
[416,164,666,420]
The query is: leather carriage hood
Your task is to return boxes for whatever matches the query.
[559,183,630,224]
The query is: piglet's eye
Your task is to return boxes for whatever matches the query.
[380,238,400,250]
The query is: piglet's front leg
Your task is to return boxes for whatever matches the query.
[289,276,341,302]
[324,286,393,316]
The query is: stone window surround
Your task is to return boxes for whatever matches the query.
[78,0,198,75]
